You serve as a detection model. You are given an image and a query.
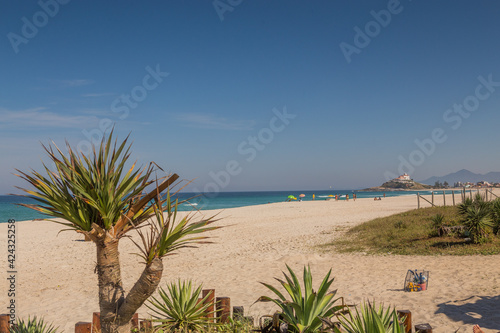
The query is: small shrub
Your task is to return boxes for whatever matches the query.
[147,280,214,332]
[336,301,405,333]
[10,317,58,333]
[394,220,407,230]
[429,213,445,237]
[458,197,495,244]
[256,265,343,333]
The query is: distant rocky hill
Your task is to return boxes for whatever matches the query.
[419,169,500,185]
[362,180,432,191]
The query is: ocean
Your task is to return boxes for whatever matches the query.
[0,189,438,223]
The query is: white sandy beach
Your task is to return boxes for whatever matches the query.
[1,191,500,332]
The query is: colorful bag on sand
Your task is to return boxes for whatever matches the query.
[404,269,429,292]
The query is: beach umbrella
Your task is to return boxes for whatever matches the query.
[299,194,305,198]
[287,195,296,200]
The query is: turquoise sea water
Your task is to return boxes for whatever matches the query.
[0,190,438,223]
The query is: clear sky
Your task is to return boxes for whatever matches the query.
[2,1,500,194]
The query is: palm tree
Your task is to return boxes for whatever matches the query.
[13,132,220,333]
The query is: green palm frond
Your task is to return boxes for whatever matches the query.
[12,132,189,240]
[130,190,221,265]
[14,132,155,232]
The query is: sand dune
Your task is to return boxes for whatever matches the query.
[1,191,500,332]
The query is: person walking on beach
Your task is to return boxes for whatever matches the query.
[346,194,349,201]
[353,193,357,201]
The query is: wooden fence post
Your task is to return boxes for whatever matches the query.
[397,310,411,333]
[92,312,100,332]
[216,297,231,323]
[415,323,432,333]
[443,191,446,206]
[0,314,10,333]
[452,191,455,206]
[202,289,215,322]
[140,320,153,332]
[417,193,420,209]
[131,313,139,330]
[432,191,434,206]
[233,306,244,320]
[75,322,92,333]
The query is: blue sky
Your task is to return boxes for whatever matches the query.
[2,1,500,194]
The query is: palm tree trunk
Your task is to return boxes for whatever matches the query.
[118,258,164,319]
[95,236,164,333]
[96,236,130,333]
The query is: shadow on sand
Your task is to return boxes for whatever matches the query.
[436,295,500,331]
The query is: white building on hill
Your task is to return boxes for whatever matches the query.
[394,173,411,182]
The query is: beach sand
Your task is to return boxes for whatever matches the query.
[1,191,500,332]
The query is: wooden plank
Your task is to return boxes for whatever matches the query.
[202,289,215,321]
[233,306,244,320]
[75,322,92,333]
[131,313,139,330]
[140,320,152,332]
[92,312,100,332]
[420,195,435,207]
[0,314,10,333]
[397,310,411,333]
[415,323,433,333]
[216,297,231,323]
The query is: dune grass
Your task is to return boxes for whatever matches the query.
[323,206,500,255]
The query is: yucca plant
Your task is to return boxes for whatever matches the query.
[147,280,214,332]
[429,213,445,237]
[336,302,405,333]
[490,198,500,235]
[431,213,444,230]
[256,265,343,333]
[461,206,494,244]
[457,194,494,243]
[10,316,58,333]
[13,132,221,333]
[458,197,474,216]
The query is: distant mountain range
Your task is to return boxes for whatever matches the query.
[419,169,500,185]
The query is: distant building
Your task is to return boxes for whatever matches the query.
[394,173,411,182]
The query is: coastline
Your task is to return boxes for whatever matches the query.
[1,194,500,332]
